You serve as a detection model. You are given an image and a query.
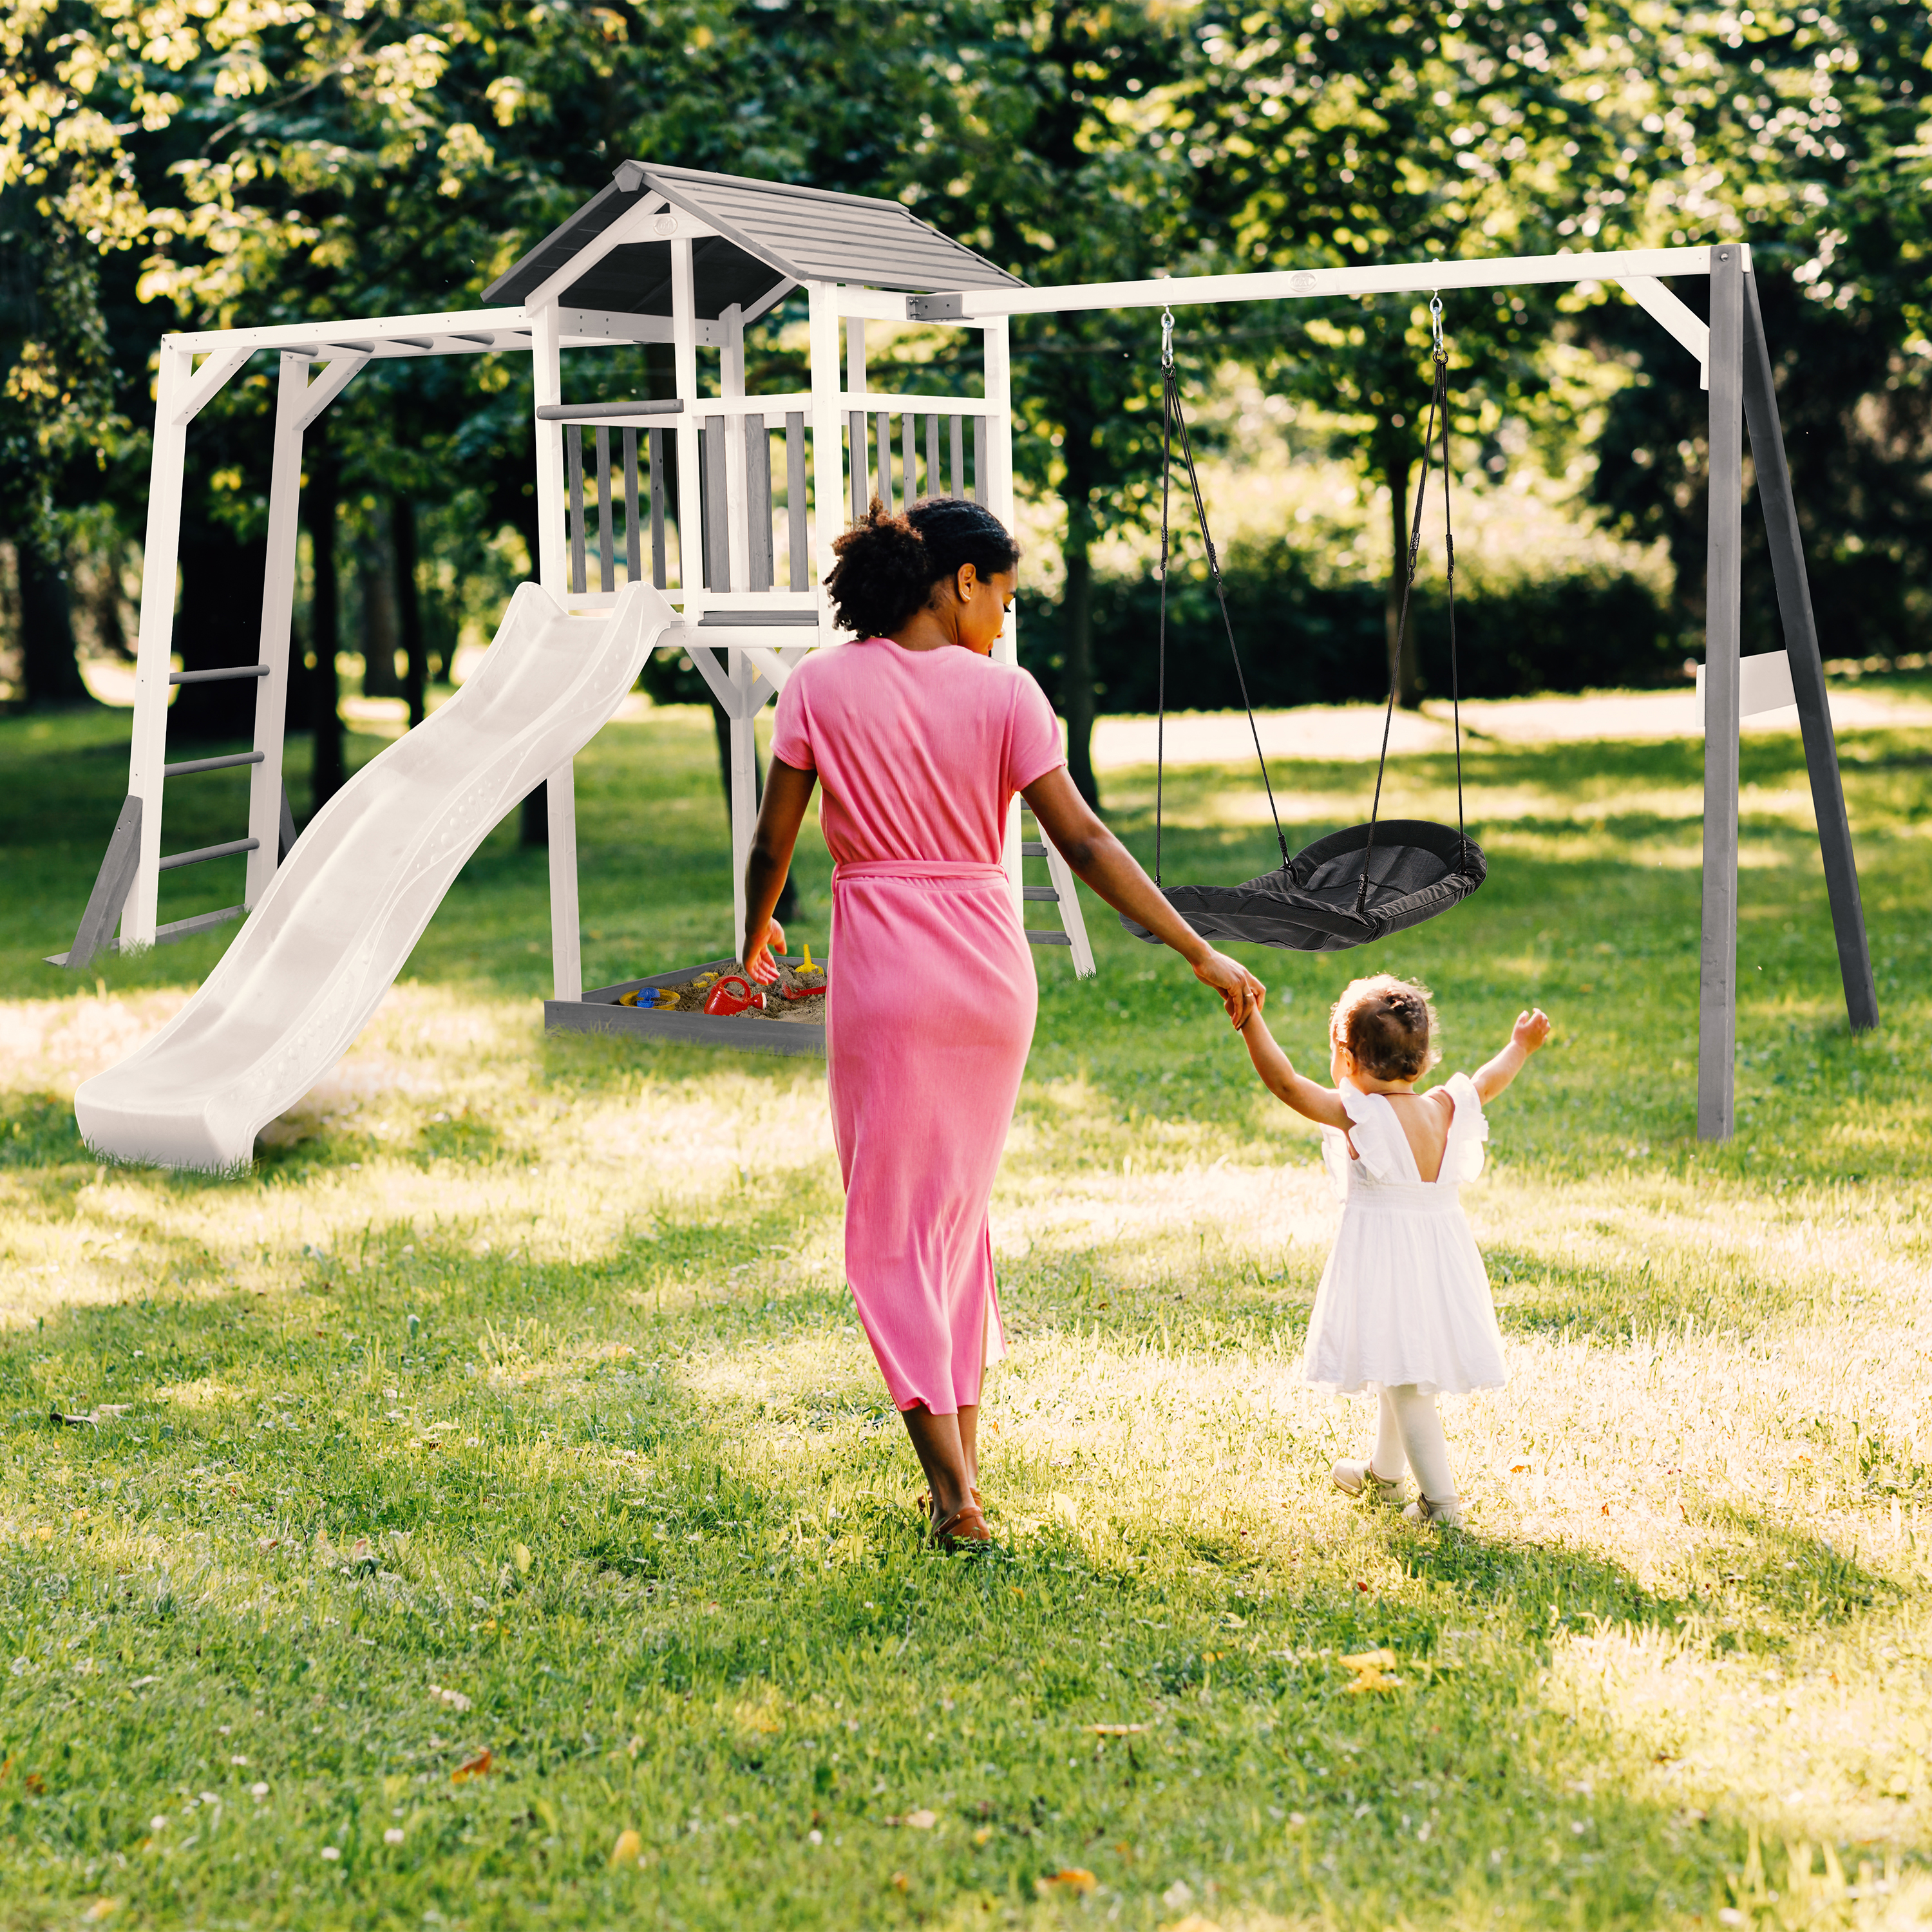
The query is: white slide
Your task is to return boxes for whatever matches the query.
[77,580,679,1171]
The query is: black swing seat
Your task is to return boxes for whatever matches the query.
[1121,819,1485,953]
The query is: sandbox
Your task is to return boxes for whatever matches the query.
[544,954,827,1058]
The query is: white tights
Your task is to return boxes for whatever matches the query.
[1369,1384,1457,1505]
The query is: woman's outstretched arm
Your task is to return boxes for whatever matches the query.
[743,756,817,981]
[1021,765,1264,1028]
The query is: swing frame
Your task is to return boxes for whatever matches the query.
[912,242,1877,1144]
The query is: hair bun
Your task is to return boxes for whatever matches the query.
[824,495,1019,638]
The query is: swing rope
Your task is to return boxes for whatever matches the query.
[1356,295,1468,911]
[1155,307,1291,878]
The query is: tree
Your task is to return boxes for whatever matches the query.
[1584,2,1932,657]
[1178,1,1648,706]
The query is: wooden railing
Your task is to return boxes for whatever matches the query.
[548,395,992,601]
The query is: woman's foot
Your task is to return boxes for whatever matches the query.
[1332,1459,1410,1506]
[1402,1495,1464,1528]
[931,1499,992,1548]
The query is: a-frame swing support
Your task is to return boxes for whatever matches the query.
[916,241,1878,1141]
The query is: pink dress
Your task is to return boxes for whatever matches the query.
[770,637,1065,1415]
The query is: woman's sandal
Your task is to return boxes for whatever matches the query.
[930,1499,992,1548]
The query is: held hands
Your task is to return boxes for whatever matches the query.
[1513,1007,1552,1054]
[744,916,787,985]
[1193,947,1266,1029]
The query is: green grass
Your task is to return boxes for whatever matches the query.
[3,693,1931,1929]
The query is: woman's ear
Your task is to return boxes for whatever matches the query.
[956,562,979,602]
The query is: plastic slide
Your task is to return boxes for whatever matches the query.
[76,580,679,1171]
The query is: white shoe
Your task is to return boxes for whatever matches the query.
[1332,1459,1410,1506]
[1402,1495,1464,1528]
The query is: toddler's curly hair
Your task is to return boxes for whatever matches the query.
[1330,974,1441,1083]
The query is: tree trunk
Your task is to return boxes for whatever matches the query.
[173,516,267,738]
[359,502,402,697]
[1060,536,1100,808]
[394,494,426,727]
[1385,444,1421,709]
[17,537,91,706]
[521,783,548,848]
[308,436,345,810]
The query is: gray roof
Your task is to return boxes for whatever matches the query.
[482,162,1023,316]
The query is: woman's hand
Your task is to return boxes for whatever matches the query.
[1192,947,1265,1028]
[744,916,786,985]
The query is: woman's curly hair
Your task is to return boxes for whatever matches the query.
[824,495,1019,639]
[1330,974,1441,1082]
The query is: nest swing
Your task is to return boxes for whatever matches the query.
[1120,299,1485,954]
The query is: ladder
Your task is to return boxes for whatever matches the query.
[1019,808,1095,976]
[53,346,365,971]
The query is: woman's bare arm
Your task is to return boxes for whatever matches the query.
[1021,765,1264,1027]
[1472,1008,1552,1103]
[742,757,817,981]
[1237,1010,1352,1128]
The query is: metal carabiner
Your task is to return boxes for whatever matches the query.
[1160,305,1175,372]
[1430,292,1446,363]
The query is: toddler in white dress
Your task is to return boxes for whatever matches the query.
[1238,974,1551,1526]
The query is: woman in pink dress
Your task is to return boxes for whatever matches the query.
[743,498,1262,1546]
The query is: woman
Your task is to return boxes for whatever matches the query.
[743,497,1264,1546]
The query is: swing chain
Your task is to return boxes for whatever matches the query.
[1160,305,1175,373]
[1430,292,1446,365]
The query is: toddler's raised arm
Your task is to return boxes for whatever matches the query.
[1472,1008,1552,1103]
[1238,1011,1352,1129]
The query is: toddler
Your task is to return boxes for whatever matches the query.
[1238,974,1550,1526]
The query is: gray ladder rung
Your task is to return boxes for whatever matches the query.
[1027,929,1073,946]
[1020,841,1048,857]
[1021,886,1059,900]
[158,837,260,872]
[169,665,269,685]
[163,751,265,778]
[45,904,245,967]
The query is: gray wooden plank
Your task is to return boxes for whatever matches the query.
[848,410,866,520]
[902,411,916,504]
[703,414,730,591]
[926,413,940,497]
[1699,244,1745,1142]
[649,429,667,588]
[623,428,642,582]
[950,415,964,497]
[876,410,893,514]
[972,416,986,504]
[565,423,586,595]
[1741,272,1878,1032]
[786,413,808,590]
[746,414,773,591]
[61,794,142,972]
[594,425,614,591]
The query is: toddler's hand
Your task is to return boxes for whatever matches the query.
[1513,1007,1551,1053]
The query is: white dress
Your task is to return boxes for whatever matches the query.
[1301,1074,1506,1397]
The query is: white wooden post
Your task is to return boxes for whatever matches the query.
[671,238,704,607]
[123,340,194,947]
[845,305,868,522]
[531,299,583,1001]
[807,282,844,639]
[981,314,1026,920]
[244,352,309,905]
[730,656,759,958]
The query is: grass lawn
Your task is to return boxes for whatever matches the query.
[2,691,1931,1929]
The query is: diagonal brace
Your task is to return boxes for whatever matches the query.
[1740,276,1878,1032]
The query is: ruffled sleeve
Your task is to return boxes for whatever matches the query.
[1319,1079,1412,1198]
[1441,1071,1490,1184]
